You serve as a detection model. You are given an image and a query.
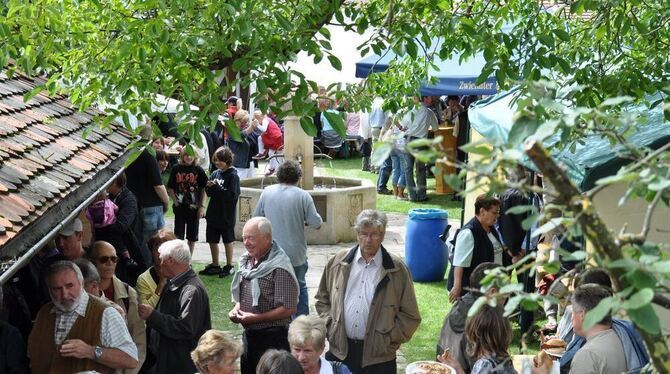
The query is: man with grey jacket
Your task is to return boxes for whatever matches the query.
[315,210,421,374]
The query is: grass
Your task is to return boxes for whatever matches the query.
[193,263,243,338]
[315,157,463,219]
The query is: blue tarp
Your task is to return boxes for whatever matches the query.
[355,51,497,96]
[468,88,670,190]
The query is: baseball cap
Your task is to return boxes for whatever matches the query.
[59,218,83,236]
[226,96,239,105]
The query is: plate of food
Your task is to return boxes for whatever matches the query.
[541,338,567,358]
[406,361,457,374]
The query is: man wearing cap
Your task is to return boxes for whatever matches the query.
[56,218,86,261]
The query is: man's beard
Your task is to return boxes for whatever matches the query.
[53,293,82,313]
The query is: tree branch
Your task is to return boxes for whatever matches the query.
[524,140,670,373]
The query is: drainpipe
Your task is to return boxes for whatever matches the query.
[0,165,127,285]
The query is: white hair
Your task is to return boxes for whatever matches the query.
[158,239,191,264]
[288,315,327,350]
[354,209,387,232]
[247,216,272,237]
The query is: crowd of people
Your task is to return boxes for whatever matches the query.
[0,95,654,374]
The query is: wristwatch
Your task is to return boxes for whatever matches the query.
[93,346,103,361]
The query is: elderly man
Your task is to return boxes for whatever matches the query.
[138,239,211,374]
[229,217,299,374]
[253,160,322,317]
[401,96,438,202]
[316,209,421,374]
[27,261,138,374]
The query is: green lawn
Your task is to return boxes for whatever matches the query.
[315,157,463,219]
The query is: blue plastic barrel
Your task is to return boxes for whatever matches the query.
[405,208,449,282]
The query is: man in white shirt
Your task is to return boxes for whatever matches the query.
[27,261,138,374]
[401,96,438,202]
[316,210,421,373]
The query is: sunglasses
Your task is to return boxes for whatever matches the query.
[97,256,119,264]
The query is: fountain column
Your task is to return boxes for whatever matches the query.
[282,114,314,190]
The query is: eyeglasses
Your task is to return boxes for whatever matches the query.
[357,231,383,239]
[97,256,119,264]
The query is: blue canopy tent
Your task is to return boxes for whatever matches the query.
[468,88,670,190]
[355,51,498,96]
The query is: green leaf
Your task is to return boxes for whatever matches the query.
[630,269,657,289]
[532,217,565,237]
[582,296,615,330]
[299,116,318,137]
[553,29,570,41]
[651,261,670,274]
[499,283,523,294]
[467,296,488,317]
[505,205,536,215]
[595,172,638,186]
[648,179,670,191]
[508,113,540,146]
[323,110,346,139]
[542,261,561,275]
[600,96,634,107]
[23,85,45,102]
[371,142,392,166]
[327,55,342,71]
[621,288,654,310]
[626,304,661,334]
[459,142,492,156]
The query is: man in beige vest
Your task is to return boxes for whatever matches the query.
[27,260,138,374]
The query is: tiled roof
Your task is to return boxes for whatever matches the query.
[0,70,135,269]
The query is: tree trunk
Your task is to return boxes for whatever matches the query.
[524,141,670,373]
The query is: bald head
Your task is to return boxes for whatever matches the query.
[90,241,116,259]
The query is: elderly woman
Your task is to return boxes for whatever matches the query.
[257,349,304,374]
[230,109,259,179]
[135,228,177,307]
[448,195,505,303]
[191,330,242,374]
[90,240,146,374]
[288,315,351,374]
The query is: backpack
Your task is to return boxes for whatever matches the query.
[85,198,119,228]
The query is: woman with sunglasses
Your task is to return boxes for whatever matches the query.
[91,241,146,374]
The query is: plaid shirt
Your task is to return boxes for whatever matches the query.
[239,254,298,330]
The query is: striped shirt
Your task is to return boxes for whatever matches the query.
[239,255,298,330]
[51,292,138,360]
[344,247,383,340]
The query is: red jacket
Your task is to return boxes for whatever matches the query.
[261,118,283,150]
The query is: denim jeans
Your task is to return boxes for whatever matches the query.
[403,149,427,200]
[293,262,309,317]
[376,156,392,192]
[140,205,165,266]
[390,148,406,187]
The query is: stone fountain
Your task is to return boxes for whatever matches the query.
[234,114,376,244]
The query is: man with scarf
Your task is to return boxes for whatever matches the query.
[230,217,299,374]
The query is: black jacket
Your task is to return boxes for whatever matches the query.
[95,186,141,259]
[447,217,501,290]
[205,168,240,227]
[147,269,211,374]
[498,188,530,265]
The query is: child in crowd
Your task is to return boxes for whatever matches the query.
[437,262,501,373]
[440,304,516,374]
[151,137,165,151]
[167,147,208,253]
[155,149,171,186]
[201,146,240,277]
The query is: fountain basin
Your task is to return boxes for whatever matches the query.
[235,176,376,244]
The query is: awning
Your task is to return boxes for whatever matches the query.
[468,88,670,190]
[355,51,497,96]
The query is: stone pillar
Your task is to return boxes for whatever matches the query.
[282,115,314,190]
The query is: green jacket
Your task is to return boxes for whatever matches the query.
[315,245,421,368]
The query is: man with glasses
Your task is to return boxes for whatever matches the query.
[316,209,421,374]
[229,217,299,374]
[27,261,138,373]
